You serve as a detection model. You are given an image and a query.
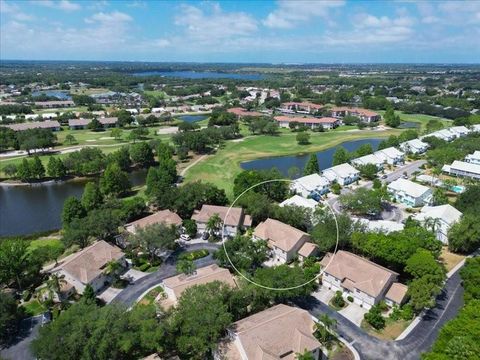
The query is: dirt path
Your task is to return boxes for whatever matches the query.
[180,154,208,176]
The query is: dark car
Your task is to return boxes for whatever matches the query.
[41,311,52,326]
[202,232,209,240]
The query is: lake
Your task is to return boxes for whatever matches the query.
[0,170,147,237]
[241,138,383,177]
[31,90,71,100]
[176,114,209,123]
[132,71,265,80]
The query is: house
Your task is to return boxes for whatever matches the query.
[4,120,61,132]
[68,117,119,130]
[280,195,318,210]
[355,218,405,234]
[448,126,471,138]
[125,210,182,235]
[427,129,456,142]
[374,147,405,165]
[387,178,433,207]
[297,242,319,262]
[253,218,312,264]
[34,100,75,108]
[384,283,409,307]
[399,139,429,154]
[227,108,263,118]
[274,115,339,130]
[162,265,236,304]
[465,151,480,165]
[291,173,330,199]
[330,107,381,123]
[322,163,360,186]
[191,205,252,237]
[472,124,480,133]
[442,160,480,180]
[320,250,401,309]
[280,101,323,114]
[351,154,384,170]
[216,304,322,360]
[51,240,126,294]
[416,174,443,187]
[414,204,462,244]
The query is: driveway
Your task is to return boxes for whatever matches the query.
[312,286,335,304]
[122,268,149,282]
[0,316,40,360]
[97,286,123,304]
[339,302,368,327]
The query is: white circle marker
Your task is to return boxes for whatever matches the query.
[220,178,339,291]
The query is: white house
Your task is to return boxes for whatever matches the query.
[399,139,429,154]
[191,205,252,237]
[322,163,360,186]
[465,151,480,165]
[320,251,404,309]
[291,173,330,199]
[414,204,462,244]
[253,218,312,264]
[442,160,480,180]
[351,154,384,170]
[280,195,318,210]
[449,126,471,138]
[427,129,456,142]
[216,304,322,360]
[471,124,480,133]
[387,178,433,207]
[355,218,405,234]
[374,147,405,165]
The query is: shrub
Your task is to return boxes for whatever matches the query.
[364,305,386,330]
[400,304,415,320]
[22,290,32,302]
[331,183,341,195]
[347,296,354,302]
[332,291,345,308]
[138,263,150,272]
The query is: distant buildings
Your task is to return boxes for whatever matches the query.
[68,117,118,130]
[426,129,456,142]
[227,107,263,118]
[4,120,61,131]
[279,101,323,114]
[387,178,433,207]
[274,115,340,130]
[330,107,381,123]
[414,204,462,244]
[465,151,480,165]
[34,100,75,108]
[322,163,360,186]
[399,139,429,154]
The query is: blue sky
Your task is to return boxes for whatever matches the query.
[1,0,479,63]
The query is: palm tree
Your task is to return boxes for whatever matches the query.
[104,260,122,276]
[431,167,441,186]
[42,273,67,303]
[176,259,196,275]
[206,213,222,237]
[424,216,441,234]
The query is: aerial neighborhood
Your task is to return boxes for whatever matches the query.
[1,60,480,360]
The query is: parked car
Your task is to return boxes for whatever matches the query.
[381,174,387,179]
[202,232,209,240]
[180,234,190,241]
[41,311,52,326]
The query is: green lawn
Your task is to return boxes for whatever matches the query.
[21,299,47,316]
[27,237,64,254]
[183,128,402,198]
[377,110,452,131]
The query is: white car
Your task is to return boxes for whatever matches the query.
[180,234,190,241]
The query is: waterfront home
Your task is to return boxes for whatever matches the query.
[4,120,61,131]
[414,204,462,244]
[322,163,360,186]
[125,210,182,235]
[427,129,456,142]
[291,173,330,199]
[442,160,480,180]
[321,250,403,309]
[216,304,322,360]
[191,205,252,237]
[162,265,236,305]
[465,151,480,165]
[51,240,126,294]
[399,139,429,154]
[387,178,433,207]
[274,115,339,130]
[280,195,318,210]
[279,101,323,114]
[330,106,381,123]
[374,147,405,165]
[34,100,75,108]
[351,153,384,170]
[253,218,312,264]
[448,126,471,138]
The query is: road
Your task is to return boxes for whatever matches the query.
[295,264,464,360]
[0,316,41,360]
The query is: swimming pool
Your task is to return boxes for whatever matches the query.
[450,185,465,193]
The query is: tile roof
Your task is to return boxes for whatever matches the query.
[126,210,182,231]
[5,120,61,131]
[385,282,408,304]
[191,205,247,227]
[298,242,318,258]
[253,218,310,252]
[227,108,263,117]
[274,116,338,124]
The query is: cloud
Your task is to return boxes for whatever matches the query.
[85,11,133,24]
[0,0,35,21]
[263,0,345,29]
[36,0,81,12]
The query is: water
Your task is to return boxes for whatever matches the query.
[450,185,465,194]
[176,115,208,123]
[398,121,420,129]
[241,138,383,177]
[132,71,265,80]
[31,90,71,100]
[0,169,147,237]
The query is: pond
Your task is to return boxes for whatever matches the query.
[176,114,209,123]
[31,90,72,100]
[0,169,147,237]
[132,71,265,80]
[240,138,383,177]
[398,121,420,129]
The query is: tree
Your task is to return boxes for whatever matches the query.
[339,187,383,216]
[17,158,32,181]
[169,282,232,359]
[455,185,480,215]
[99,163,131,197]
[296,350,315,360]
[64,134,76,145]
[408,276,441,312]
[182,219,197,237]
[47,157,67,178]
[82,284,96,303]
[0,292,22,346]
[214,235,268,272]
[405,249,445,285]
[108,146,132,171]
[384,107,401,128]
[0,239,40,290]
[448,214,480,253]
[44,273,67,301]
[357,163,378,180]
[304,154,319,176]
[332,146,350,165]
[233,169,288,202]
[88,118,102,131]
[460,257,480,303]
[61,196,86,226]
[81,182,104,211]
[296,131,310,145]
[30,155,45,179]
[3,163,17,178]
[432,188,448,206]
[311,209,357,252]
[364,305,385,330]
[355,143,374,157]
[130,223,178,261]
[129,142,154,168]
[110,128,123,140]
[176,259,196,275]
[206,213,222,237]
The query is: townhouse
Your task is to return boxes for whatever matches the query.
[465,150,480,165]
[330,106,381,123]
[351,153,384,170]
[216,304,322,360]
[374,147,405,165]
[279,101,323,114]
[322,163,360,186]
[427,129,456,142]
[280,195,318,210]
[68,117,118,130]
[442,160,480,180]
[191,205,252,237]
[253,218,314,264]
[124,209,182,235]
[387,178,433,207]
[34,100,75,108]
[274,115,340,130]
[321,250,406,309]
[399,138,429,154]
[414,204,462,244]
[448,126,471,138]
[4,120,61,131]
[291,173,330,200]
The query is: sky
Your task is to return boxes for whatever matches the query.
[1,0,480,63]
